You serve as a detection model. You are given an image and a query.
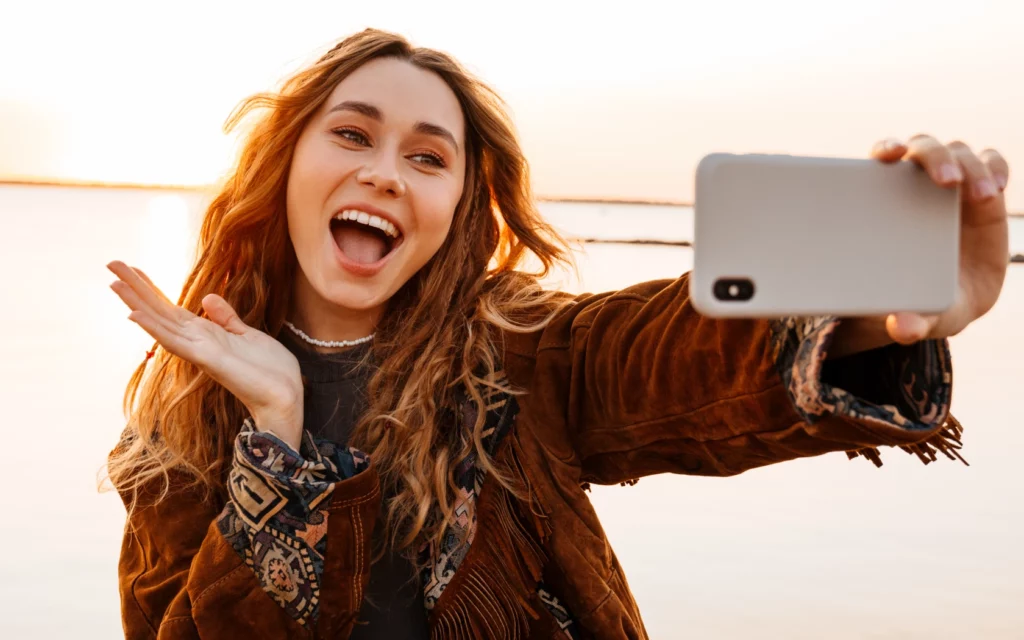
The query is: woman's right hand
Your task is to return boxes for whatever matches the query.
[107,260,305,450]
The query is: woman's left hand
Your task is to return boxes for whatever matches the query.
[830,135,1010,357]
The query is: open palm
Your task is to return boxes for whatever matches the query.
[107,261,304,447]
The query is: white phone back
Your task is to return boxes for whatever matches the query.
[691,153,960,318]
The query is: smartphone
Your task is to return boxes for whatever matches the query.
[690,153,960,318]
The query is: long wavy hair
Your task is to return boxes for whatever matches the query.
[105,28,574,556]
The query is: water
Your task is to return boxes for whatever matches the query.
[1,184,1021,639]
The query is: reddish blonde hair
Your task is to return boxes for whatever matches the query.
[106,28,573,555]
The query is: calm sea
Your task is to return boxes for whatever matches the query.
[1,184,1021,639]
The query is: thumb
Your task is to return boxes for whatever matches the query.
[885,312,938,345]
[202,294,250,335]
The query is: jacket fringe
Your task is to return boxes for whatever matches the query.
[847,414,966,467]
[429,433,552,639]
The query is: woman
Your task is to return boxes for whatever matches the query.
[105,28,1010,639]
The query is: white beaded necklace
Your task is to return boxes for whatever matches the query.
[283,320,374,349]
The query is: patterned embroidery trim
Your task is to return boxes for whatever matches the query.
[218,392,579,634]
[539,582,580,639]
[216,418,369,626]
[420,380,515,611]
[769,316,960,465]
[769,315,841,423]
[420,382,580,638]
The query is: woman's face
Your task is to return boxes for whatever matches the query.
[286,57,467,319]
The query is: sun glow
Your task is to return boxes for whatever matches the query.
[1,1,1021,209]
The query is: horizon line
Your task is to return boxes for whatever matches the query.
[3,176,1022,216]
[0,177,694,206]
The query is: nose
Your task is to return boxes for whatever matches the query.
[356,145,406,198]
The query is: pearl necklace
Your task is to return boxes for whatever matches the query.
[284,321,374,349]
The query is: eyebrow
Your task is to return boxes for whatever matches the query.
[327,100,460,154]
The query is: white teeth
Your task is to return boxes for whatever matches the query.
[332,209,400,238]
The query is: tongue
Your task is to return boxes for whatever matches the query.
[332,225,387,265]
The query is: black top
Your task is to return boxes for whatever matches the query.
[279,330,429,639]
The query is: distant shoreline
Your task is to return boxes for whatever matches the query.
[572,237,1024,263]
[0,177,692,206]
[0,177,210,193]
[1,177,1022,217]
[3,176,1021,262]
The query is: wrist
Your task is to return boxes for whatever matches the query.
[828,316,893,359]
[251,402,304,452]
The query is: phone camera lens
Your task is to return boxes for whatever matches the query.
[713,278,755,302]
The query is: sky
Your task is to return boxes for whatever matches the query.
[1,0,1022,210]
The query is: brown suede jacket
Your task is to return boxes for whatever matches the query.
[115,275,962,639]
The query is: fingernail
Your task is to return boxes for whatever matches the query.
[996,174,1008,190]
[938,164,962,183]
[901,315,930,342]
[974,179,998,200]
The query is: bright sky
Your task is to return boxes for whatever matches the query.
[2,0,1022,209]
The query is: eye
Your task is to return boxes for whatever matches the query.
[331,127,369,146]
[410,152,446,168]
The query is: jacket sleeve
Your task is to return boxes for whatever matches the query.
[116,420,380,639]
[511,274,962,485]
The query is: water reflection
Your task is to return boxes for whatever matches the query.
[1,184,1021,639]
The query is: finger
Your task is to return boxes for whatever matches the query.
[948,141,998,204]
[126,309,175,348]
[979,148,1010,191]
[905,134,963,187]
[886,312,940,345]
[110,280,179,337]
[107,261,185,323]
[127,310,159,341]
[202,294,250,336]
[131,266,174,305]
[114,287,191,356]
[870,137,908,163]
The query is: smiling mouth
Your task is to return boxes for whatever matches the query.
[329,209,404,265]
